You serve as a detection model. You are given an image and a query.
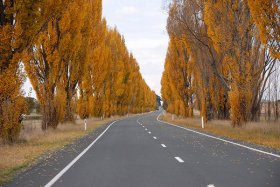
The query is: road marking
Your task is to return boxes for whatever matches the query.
[161,144,166,148]
[153,136,157,140]
[145,128,148,131]
[136,114,151,126]
[148,131,151,134]
[175,157,184,163]
[44,120,118,187]
[207,184,215,187]
[157,113,280,159]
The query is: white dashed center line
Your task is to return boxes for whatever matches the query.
[153,136,157,140]
[175,157,184,163]
[161,144,166,148]
[207,184,215,187]
[148,132,151,134]
[145,128,147,131]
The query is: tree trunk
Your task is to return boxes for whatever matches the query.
[42,98,59,130]
[205,91,214,122]
[63,91,74,122]
[268,101,271,121]
[250,104,260,122]
[217,93,230,119]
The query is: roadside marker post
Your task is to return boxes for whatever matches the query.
[84,118,87,131]
[202,116,204,129]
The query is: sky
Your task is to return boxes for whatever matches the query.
[103,0,169,95]
[23,0,169,97]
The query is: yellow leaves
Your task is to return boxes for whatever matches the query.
[0,0,73,139]
[75,13,156,118]
[115,88,125,97]
[247,0,279,58]
[0,26,27,141]
[0,94,27,142]
[1,0,155,136]
[59,11,71,33]
[162,0,277,125]
[203,0,264,125]
[47,20,58,47]
[161,36,193,117]
[0,25,12,67]
[229,82,252,127]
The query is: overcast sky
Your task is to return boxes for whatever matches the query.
[23,0,169,97]
[103,0,169,95]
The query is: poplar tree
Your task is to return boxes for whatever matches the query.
[0,0,61,140]
[162,0,279,126]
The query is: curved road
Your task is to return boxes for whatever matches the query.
[5,111,280,187]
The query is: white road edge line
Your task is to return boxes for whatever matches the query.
[44,120,118,187]
[153,136,157,140]
[175,157,184,163]
[157,113,280,158]
[161,144,166,148]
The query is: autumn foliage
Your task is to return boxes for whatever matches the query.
[77,26,157,119]
[161,0,279,126]
[161,36,193,117]
[0,0,156,142]
[0,0,46,142]
[24,0,156,129]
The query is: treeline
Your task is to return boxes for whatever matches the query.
[0,0,156,142]
[161,0,279,126]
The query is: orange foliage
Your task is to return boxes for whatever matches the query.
[161,36,193,117]
[79,27,157,118]
[247,0,280,59]
[162,0,277,126]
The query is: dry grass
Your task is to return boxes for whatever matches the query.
[161,112,280,151]
[0,116,126,184]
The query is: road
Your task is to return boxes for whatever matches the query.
[5,111,280,187]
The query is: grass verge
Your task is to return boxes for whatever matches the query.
[160,113,280,151]
[0,116,124,185]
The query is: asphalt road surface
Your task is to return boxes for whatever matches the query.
[5,111,280,187]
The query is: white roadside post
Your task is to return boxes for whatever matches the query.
[202,116,204,129]
[84,118,87,131]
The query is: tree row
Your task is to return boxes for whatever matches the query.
[0,0,156,142]
[161,0,279,126]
